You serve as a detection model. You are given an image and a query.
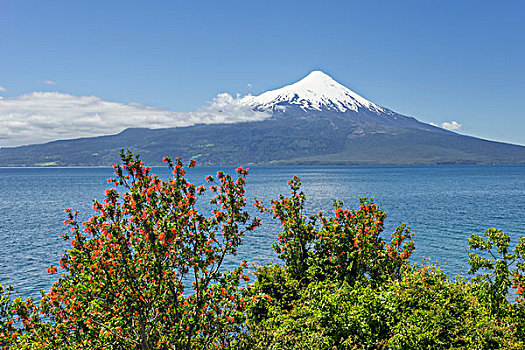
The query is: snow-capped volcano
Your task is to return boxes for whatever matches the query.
[241,70,385,114]
[5,70,525,167]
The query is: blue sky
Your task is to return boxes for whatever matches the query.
[0,0,524,146]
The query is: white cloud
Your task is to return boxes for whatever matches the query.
[441,120,462,130]
[41,80,57,85]
[430,120,462,131]
[0,86,5,92]
[0,92,270,147]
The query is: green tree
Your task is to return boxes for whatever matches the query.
[468,228,525,311]
[254,176,316,282]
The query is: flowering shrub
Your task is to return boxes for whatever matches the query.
[3,150,259,349]
[254,175,414,286]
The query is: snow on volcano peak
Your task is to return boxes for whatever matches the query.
[241,71,384,114]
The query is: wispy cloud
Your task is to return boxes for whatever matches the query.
[39,80,57,85]
[0,92,269,147]
[430,120,462,131]
[0,86,6,92]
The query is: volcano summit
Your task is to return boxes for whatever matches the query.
[242,70,385,113]
[1,71,525,166]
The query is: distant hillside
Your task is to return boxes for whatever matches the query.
[2,71,525,166]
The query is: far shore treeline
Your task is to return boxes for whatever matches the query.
[1,150,524,349]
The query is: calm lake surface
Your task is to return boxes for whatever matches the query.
[1,165,524,299]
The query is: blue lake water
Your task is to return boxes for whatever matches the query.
[1,165,524,300]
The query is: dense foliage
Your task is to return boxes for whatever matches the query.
[1,152,524,349]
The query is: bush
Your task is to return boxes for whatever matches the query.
[254,175,414,286]
[468,227,525,311]
[2,150,259,349]
[240,265,524,349]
